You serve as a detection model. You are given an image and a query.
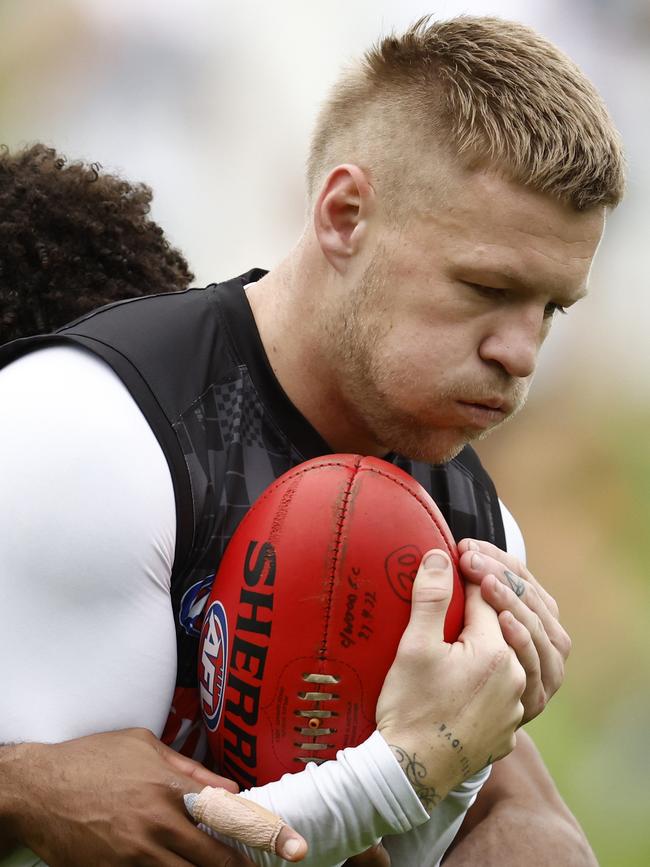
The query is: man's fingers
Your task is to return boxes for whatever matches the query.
[459,581,502,643]
[482,576,565,714]
[403,549,454,642]
[497,611,545,721]
[459,538,559,616]
[165,820,258,867]
[480,574,569,667]
[156,738,239,793]
[275,825,309,862]
[185,787,307,861]
[461,551,570,657]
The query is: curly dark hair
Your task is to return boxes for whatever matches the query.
[0,143,194,341]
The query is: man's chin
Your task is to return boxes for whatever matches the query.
[384,427,476,465]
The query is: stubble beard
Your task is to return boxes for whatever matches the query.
[329,256,528,464]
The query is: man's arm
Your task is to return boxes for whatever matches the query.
[191,554,526,867]
[443,731,597,866]
[0,349,521,866]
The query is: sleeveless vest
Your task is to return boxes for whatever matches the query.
[0,270,505,757]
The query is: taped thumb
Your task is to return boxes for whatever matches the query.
[406,549,453,641]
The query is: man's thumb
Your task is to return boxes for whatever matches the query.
[406,549,454,641]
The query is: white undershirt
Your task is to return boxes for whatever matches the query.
[0,346,525,867]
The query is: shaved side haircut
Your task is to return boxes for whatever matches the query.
[307,16,625,216]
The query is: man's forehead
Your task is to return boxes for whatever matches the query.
[413,168,605,285]
[421,167,603,235]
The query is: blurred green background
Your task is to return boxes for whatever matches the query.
[478,390,650,867]
[1,1,648,864]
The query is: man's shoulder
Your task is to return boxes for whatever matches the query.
[0,286,212,373]
[60,285,218,348]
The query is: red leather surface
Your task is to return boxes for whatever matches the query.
[199,454,463,787]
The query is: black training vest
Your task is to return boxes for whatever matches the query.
[0,270,505,756]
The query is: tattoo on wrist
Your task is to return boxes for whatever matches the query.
[504,569,525,597]
[436,723,472,778]
[389,745,442,811]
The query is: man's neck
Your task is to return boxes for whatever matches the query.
[245,263,383,456]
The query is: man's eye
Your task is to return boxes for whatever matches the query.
[467,282,506,300]
[544,302,567,319]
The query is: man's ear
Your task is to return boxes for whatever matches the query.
[313,164,376,274]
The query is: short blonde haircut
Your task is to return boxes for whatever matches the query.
[307,16,625,214]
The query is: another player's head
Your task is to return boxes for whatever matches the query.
[0,143,194,341]
[299,16,625,463]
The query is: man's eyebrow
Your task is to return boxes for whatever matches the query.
[459,265,588,303]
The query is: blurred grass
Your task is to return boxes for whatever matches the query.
[477,394,650,867]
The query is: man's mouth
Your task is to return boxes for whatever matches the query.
[455,399,509,426]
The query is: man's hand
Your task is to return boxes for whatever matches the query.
[3,727,300,866]
[458,539,572,723]
[376,550,525,808]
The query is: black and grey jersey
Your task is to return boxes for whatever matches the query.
[0,270,505,755]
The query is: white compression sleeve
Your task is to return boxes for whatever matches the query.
[0,346,519,867]
[499,498,527,563]
[0,346,178,742]
[382,765,491,867]
[197,731,429,867]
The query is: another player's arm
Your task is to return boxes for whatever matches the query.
[442,731,598,866]
[0,745,23,858]
[0,352,502,867]
[0,731,262,866]
[0,349,270,866]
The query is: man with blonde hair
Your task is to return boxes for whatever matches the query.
[0,15,622,866]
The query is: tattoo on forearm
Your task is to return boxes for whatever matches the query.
[389,745,442,811]
[504,569,525,597]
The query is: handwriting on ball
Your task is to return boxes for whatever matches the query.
[339,567,377,648]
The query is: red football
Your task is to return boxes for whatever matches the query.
[198,454,463,788]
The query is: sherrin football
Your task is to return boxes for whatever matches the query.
[198,454,463,788]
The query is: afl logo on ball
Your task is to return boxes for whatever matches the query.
[199,600,229,731]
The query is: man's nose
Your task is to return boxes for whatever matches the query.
[478,310,542,379]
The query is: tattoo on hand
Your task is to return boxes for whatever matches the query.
[504,569,525,597]
[389,745,442,811]
[436,723,471,778]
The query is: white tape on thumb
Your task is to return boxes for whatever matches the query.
[185,786,286,853]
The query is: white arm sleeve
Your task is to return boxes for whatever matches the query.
[0,346,178,742]
[200,732,429,867]
[0,347,520,867]
[199,734,490,867]
[499,498,527,563]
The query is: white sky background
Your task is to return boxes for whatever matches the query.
[2,0,648,399]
